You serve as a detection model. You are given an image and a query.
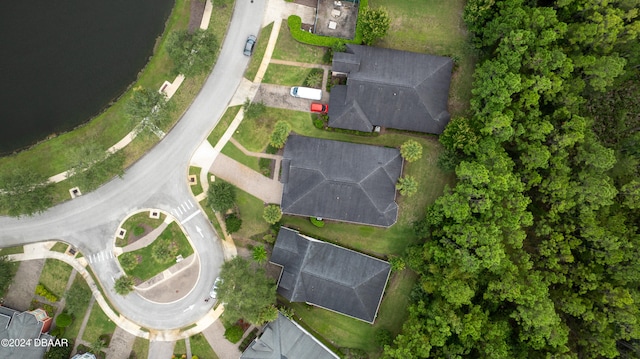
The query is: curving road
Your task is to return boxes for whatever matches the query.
[0,0,265,330]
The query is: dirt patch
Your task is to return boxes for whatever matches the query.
[127,224,154,246]
[188,0,207,33]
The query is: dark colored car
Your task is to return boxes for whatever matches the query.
[310,102,329,114]
[243,35,256,56]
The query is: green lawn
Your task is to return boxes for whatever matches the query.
[129,337,149,359]
[370,0,475,117]
[39,259,73,298]
[174,339,187,356]
[0,245,24,255]
[189,166,203,196]
[221,142,261,173]
[190,333,220,359]
[63,277,92,340]
[118,211,166,247]
[82,303,116,344]
[234,189,270,241]
[245,22,274,81]
[272,20,328,64]
[287,270,417,358]
[262,64,313,86]
[207,106,242,148]
[120,221,194,282]
[51,242,68,253]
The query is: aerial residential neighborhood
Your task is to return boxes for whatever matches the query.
[1,0,638,358]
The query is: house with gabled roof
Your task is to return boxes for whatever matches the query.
[241,313,339,359]
[328,44,453,134]
[270,227,391,323]
[0,306,54,359]
[280,135,403,227]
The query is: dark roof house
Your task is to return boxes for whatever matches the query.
[0,306,55,359]
[241,313,339,359]
[328,44,453,134]
[280,135,402,227]
[270,227,391,323]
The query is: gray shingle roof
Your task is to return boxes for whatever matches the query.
[0,307,52,359]
[329,44,453,134]
[280,135,402,227]
[271,227,391,323]
[241,313,339,359]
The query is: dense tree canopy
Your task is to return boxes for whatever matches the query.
[216,256,277,325]
[166,29,219,77]
[386,0,640,357]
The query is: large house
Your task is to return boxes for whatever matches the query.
[241,313,339,359]
[0,306,54,359]
[280,135,403,227]
[328,44,453,134]
[270,227,391,323]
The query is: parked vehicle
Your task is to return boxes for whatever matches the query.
[243,35,256,56]
[310,102,328,114]
[290,86,322,100]
[209,277,222,298]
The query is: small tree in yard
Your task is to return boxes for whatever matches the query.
[207,180,236,212]
[360,7,391,46]
[243,99,266,120]
[396,176,418,197]
[400,140,423,162]
[55,313,73,328]
[114,275,134,295]
[263,205,282,224]
[269,121,291,149]
[252,245,268,264]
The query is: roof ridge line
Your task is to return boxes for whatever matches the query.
[282,168,327,212]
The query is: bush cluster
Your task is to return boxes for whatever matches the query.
[35,284,58,302]
[310,217,325,228]
[224,325,245,343]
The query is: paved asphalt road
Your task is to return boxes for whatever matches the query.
[0,0,266,330]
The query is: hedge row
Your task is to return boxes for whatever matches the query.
[286,0,367,47]
[35,284,58,302]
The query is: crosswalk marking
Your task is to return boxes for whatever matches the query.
[88,250,113,264]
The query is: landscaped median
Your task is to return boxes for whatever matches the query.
[118,220,194,284]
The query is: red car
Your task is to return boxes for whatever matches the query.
[310,102,328,114]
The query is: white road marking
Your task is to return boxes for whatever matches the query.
[180,204,186,212]
[181,210,201,224]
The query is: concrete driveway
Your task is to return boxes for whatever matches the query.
[210,154,283,204]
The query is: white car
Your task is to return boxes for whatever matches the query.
[209,277,222,299]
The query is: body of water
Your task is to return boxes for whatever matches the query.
[0,0,175,155]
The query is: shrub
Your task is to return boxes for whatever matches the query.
[360,7,391,45]
[263,233,276,244]
[133,225,145,237]
[224,325,245,343]
[313,118,324,129]
[252,246,268,264]
[400,140,423,162]
[151,238,179,263]
[35,284,58,302]
[114,275,134,295]
[269,121,291,149]
[119,252,138,271]
[304,69,324,88]
[55,313,73,328]
[263,205,282,224]
[225,214,242,234]
[388,255,406,272]
[50,326,65,337]
[310,217,325,227]
[344,348,369,359]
